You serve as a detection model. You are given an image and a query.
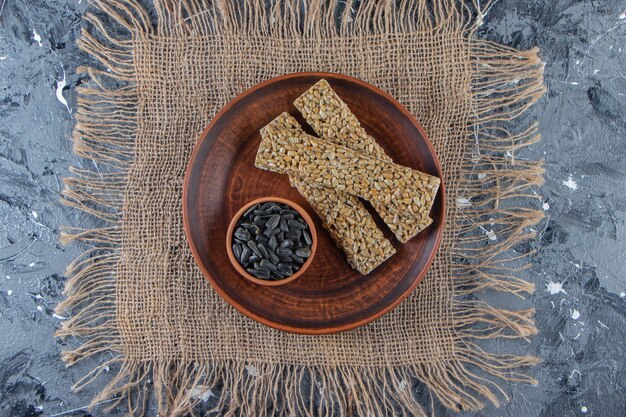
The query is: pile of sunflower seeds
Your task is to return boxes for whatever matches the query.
[232,201,313,280]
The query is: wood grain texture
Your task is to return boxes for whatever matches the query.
[183,72,445,334]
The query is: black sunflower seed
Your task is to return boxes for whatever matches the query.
[302,230,312,245]
[263,227,281,237]
[259,259,278,272]
[234,230,251,241]
[278,253,292,262]
[276,247,293,257]
[295,248,311,258]
[266,214,281,230]
[260,202,275,210]
[279,217,289,232]
[270,272,284,280]
[267,250,280,264]
[243,204,259,219]
[256,234,269,243]
[280,239,293,248]
[280,209,298,216]
[232,243,243,261]
[277,263,293,275]
[253,218,267,228]
[247,240,262,258]
[247,268,270,279]
[240,246,251,264]
[248,255,259,263]
[258,243,269,259]
[287,219,307,230]
[281,213,294,221]
[276,232,285,242]
[285,231,301,240]
[268,235,277,251]
[291,254,305,264]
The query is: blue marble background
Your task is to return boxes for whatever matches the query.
[0,0,624,416]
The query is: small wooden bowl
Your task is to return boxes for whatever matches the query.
[226,197,318,286]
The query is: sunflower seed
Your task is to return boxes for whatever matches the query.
[234,230,251,241]
[267,250,280,264]
[302,230,312,245]
[270,271,286,280]
[278,253,292,262]
[268,235,277,251]
[285,231,301,240]
[287,219,307,230]
[266,214,281,230]
[291,254,305,264]
[263,227,281,237]
[279,217,289,232]
[248,255,259,263]
[259,259,277,272]
[295,248,311,258]
[276,247,293,257]
[232,243,243,261]
[277,263,293,275]
[260,202,276,210]
[258,243,269,259]
[243,204,259,219]
[247,240,262,258]
[280,209,298,216]
[279,239,293,248]
[253,218,266,228]
[240,246,251,264]
[276,232,285,242]
[247,268,270,279]
[256,234,269,244]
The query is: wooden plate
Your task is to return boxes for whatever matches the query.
[183,72,445,334]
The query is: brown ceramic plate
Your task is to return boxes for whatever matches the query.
[183,72,445,335]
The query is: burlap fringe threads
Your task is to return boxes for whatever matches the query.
[57,0,545,416]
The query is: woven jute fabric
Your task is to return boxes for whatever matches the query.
[58,1,545,415]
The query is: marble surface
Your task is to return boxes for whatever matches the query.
[0,0,625,416]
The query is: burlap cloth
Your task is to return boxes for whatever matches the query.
[58,1,545,415]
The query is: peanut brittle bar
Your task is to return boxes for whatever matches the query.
[260,113,395,274]
[289,176,396,275]
[255,115,440,242]
[294,80,436,241]
[294,79,390,162]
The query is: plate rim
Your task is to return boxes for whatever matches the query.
[183,71,446,334]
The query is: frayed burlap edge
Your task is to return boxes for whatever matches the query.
[57,0,545,415]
